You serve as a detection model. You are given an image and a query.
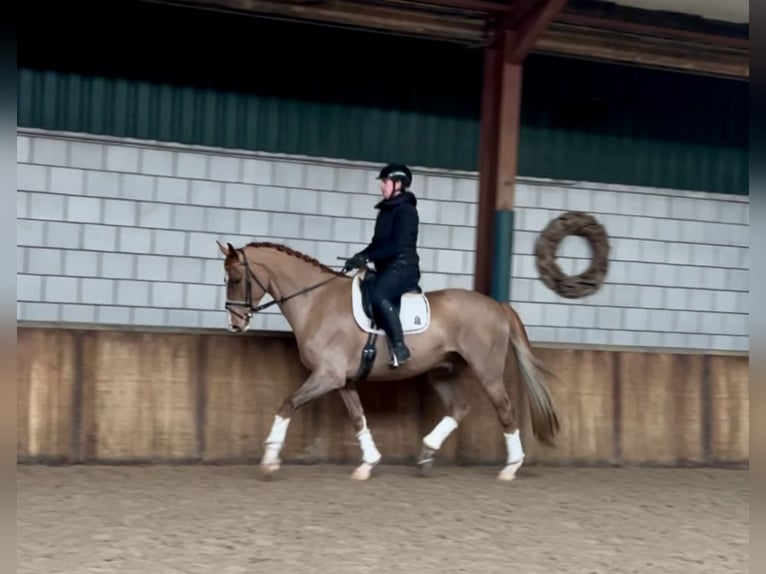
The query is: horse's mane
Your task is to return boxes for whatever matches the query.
[245,241,347,277]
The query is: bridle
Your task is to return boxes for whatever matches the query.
[224,248,343,323]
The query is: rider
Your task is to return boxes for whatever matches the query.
[344,162,421,367]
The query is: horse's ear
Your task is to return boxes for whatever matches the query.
[216,240,230,257]
[227,242,236,255]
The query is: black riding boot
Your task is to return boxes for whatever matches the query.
[375,299,411,367]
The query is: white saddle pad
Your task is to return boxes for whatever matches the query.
[351,272,430,335]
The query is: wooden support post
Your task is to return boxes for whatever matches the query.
[473,28,521,301]
[492,45,522,303]
[473,0,569,301]
[473,33,502,297]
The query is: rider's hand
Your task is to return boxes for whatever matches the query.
[343,253,367,273]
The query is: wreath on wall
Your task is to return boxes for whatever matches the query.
[534,211,610,299]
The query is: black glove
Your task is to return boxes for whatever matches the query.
[343,253,368,273]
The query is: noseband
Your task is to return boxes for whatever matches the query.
[224,248,342,321]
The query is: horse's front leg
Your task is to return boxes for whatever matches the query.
[261,369,344,476]
[338,382,381,481]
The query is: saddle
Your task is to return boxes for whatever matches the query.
[351,269,430,335]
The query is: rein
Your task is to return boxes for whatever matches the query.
[224,248,343,322]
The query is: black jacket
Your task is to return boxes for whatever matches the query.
[359,190,420,274]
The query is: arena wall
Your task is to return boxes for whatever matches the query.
[17,325,749,467]
[16,0,750,470]
[18,129,749,352]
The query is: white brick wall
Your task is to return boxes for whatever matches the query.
[17,129,749,351]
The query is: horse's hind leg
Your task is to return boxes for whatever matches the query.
[418,363,471,477]
[471,359,524,482]
[338,382,382,481]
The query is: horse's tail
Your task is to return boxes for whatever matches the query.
[502,304,560,446]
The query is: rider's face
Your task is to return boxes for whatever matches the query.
[379,178,401,200]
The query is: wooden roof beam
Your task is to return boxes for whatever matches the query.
[160,0,486,42]
[507,0,570,62]
[387,0,512,14]
[538,22,748,78]
[154,0,749,78]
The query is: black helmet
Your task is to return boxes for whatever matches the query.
[377,162,413,188]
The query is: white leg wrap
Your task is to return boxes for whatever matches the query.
[504,429,524,463]
[423,416,459,450]
[262,443,281,466]
[356,417,382,464]
[265,415,290,445]
[262,415,291,466]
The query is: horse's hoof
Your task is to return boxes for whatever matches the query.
[418,459,433,478]
[417,444,436,477]
[260,461,281,480]
[497,459,523,481]
[351,462,375,480]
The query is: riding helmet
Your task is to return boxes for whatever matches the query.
[377,162,413,188]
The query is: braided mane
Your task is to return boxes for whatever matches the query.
[245,241,347,276]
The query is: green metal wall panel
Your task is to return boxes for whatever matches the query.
[18,67,481,171]
[18,0,748,195]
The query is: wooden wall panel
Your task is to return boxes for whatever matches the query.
[79,331,198,461]
[202,334,300,461]
[16,328,76,462]
[521,348,616,464]
[620,353,704,464]
[708,355,749,463]
[16,326,750,467]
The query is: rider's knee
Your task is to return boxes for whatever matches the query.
[370,289,389,307]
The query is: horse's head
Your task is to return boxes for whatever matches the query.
[216,240,268,333]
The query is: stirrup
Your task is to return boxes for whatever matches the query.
[389,342,411,368]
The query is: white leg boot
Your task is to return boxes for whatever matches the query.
[423,416,459,451]
[352,417,382,481]
[418,416,459,476]
[497,429,525,481]
[261,415,290,474]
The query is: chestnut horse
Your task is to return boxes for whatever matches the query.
[217,240,560,481]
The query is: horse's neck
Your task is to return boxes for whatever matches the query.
[259,250,332,333]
